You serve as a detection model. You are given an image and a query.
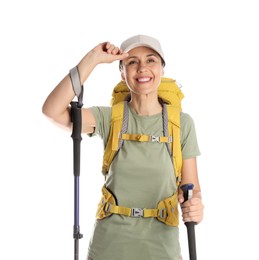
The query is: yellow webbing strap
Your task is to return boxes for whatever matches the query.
[167,105,182,186]
[104,203,159,218]
[102,102,124,174]
[121,133,172,143]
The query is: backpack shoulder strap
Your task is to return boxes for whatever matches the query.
[165,104,182,186]
[102,101,128,175]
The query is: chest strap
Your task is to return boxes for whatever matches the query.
[120,133,172,143]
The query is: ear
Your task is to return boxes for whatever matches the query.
[121,71,126,81]
[160,68,164,77]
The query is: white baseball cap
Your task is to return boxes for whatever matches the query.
[120,35,165,66]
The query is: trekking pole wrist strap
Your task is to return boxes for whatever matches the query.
[69,66,84,106]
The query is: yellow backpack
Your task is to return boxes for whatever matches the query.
[96,77,185,226]
[102,77,184,187]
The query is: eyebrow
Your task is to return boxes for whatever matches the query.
[126,53,159,60]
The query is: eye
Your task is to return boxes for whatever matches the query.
[147,58,155,63]
[127,59,138,66]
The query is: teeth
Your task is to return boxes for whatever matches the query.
[138,77,150,82]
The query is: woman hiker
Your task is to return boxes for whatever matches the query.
[42,34,204,260]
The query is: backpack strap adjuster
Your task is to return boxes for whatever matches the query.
[151,135,172,143]
[151,135,160,143]
[104,202,112,213]
[159,208,167,219]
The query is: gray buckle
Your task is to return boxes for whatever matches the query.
[104,202,111,213]
[159,208,167,219]
[151,136,160,143]
[131,208,144,217]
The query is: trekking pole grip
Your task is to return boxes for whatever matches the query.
[181,183,194,203]
[181,183,197,260]
[70,101,82,177]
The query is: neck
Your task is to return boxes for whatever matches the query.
[129,93,162,116]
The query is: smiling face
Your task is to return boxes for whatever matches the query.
[120,46,164,97]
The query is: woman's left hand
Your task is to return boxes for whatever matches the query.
[178,192,204,224]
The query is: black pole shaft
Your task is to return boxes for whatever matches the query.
[185,222,197,260]
[181,183,197,260]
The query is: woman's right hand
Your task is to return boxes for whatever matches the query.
[88,42,129,65]
[77,41,128,84]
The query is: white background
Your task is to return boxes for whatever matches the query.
[1,0,258,259]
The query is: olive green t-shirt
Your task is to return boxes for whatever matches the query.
[87,104,200,260]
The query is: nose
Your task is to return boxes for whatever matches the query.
[137,62,148,73]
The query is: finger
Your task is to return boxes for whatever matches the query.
[178,193,184,204]
[101,42,111,51]
[112,47,121,55]
[182,206,202,216]
[105,52,129,64]
[182,209,203,222]
[181,197,201,208]
[107,44,115,54]
[181,202,204,223]
[181,201,204,213]
[119,49,124,55]
[119,52,129,59]
[183,213,203,223]
[106,44,118,54]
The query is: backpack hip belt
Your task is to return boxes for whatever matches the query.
[96,185,179,227]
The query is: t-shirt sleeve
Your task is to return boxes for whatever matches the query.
[180,112,201,160]
[88,106,111,147]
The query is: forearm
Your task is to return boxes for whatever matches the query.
[77,50,99,83]
[180,158,201,193]
[179,158,204,223]
[42,75,74,119]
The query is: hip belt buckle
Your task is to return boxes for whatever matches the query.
[131,208,144,217]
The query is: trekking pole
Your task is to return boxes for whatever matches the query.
[70,67,84,260]
[181,183,197,260]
